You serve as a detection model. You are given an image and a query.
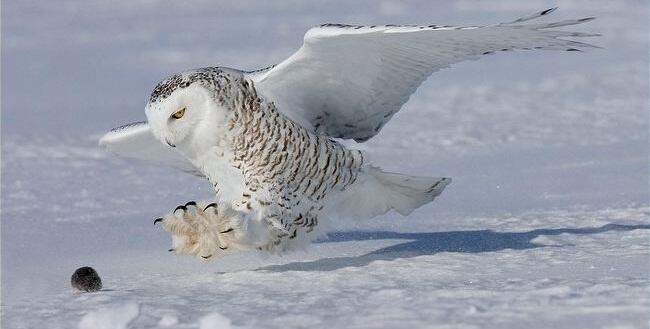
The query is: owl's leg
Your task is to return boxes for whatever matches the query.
[154,201,270,260]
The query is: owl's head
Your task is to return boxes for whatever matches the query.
[144,67,240,153]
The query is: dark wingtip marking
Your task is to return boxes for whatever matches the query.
[540,7,558,16]
[220,228,234,234]
[427,177,452,193]
[168,248,175,252]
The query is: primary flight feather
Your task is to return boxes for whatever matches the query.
[100,8,596,259]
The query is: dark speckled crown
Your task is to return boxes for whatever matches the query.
[148,67,241,104]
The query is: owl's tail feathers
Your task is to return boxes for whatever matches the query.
[330,166,451,220]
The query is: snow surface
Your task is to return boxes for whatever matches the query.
[78,303,140,329]
[2,1,648,328]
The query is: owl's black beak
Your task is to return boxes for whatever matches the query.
[165,138,176,148]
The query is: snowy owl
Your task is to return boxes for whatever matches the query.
[100,8,596,260]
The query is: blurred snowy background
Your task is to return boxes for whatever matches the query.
[2,1,648,328]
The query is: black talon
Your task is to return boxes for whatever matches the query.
[219,228,234,234]
[153,218,163,225]
[203,203,218,212]
[174,205,186,213]
[185,201,197,207]
[201,255,212,259]
[168,248,175,252]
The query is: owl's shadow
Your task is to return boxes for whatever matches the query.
[256,223,650,272]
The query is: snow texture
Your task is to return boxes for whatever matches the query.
[200,313,235,329]
[2,1,648,328]
[78,303,139,329]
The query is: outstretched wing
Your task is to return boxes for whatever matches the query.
[99,121,203,176]
[250,8,598,142]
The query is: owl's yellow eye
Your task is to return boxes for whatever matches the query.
[171,108,186,119]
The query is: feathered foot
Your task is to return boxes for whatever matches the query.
[154,201,252,260]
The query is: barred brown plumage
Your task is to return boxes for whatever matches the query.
[221,74,365,249]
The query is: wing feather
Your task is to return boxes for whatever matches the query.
[250,8,598,141]
[98,121,202,176]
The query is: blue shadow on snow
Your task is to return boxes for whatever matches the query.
[257,223,650,272]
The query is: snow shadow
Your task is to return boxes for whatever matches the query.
[258,223,650,272]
